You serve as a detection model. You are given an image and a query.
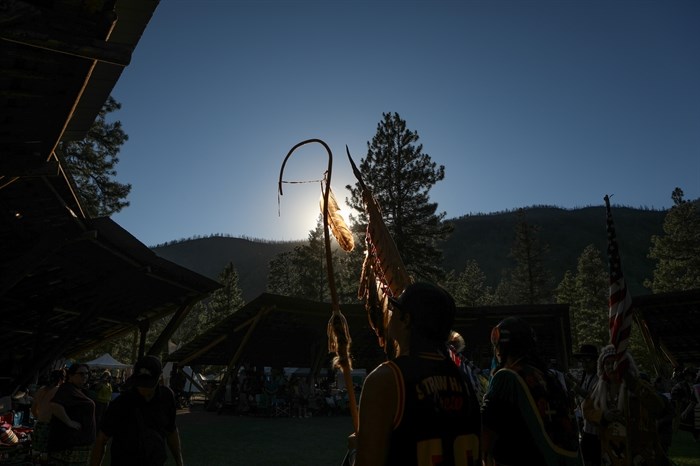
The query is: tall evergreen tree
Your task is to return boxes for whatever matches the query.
[208,263,245,323]
[556,244,608,350]
[267,250,298,296]
[171,262,245,345]
[292,221,329,302]
[445,259,493,307]
[645,188,700,293]
[498,211,552,304]
[346,112,452,282]
[57,96,131,217]
[574,245,608,346]
[267,217,359,302]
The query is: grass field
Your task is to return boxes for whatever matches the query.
[157,405,699,466]
[669,430,700,466]
[166,406,352,466]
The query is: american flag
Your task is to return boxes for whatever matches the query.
[604,195,634,361]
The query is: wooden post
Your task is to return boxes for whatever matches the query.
[205,307,271,411]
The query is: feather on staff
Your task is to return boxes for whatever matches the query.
[320,186,354,253]
[347,145,412,354]
[278,139,359,433]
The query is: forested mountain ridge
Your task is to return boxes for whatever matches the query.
[443,205,665,295]
[152,205,667,302]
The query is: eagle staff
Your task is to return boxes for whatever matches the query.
[278,138,359,433]
[346,145,412,357]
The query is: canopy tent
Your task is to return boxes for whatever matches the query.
[84,353,130,370]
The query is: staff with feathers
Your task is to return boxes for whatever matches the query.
[278,139,359,432]
[346,146,413,358]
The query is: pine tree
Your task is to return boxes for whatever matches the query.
[498,211,553,304]
[292,221,330,302]
[57,96,130,217]
[267,217,359,302]
[572,245,608,349]
[645,188,700,293]
[446,259,493,307]
[267,250,298,296]
[207,263,245,326]
[163,263,245,347]
[346,112,452,282]
[555,270,579,345]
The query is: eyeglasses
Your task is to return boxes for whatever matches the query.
[75,372,89,376]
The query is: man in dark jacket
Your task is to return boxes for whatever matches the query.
[89,355,184,466]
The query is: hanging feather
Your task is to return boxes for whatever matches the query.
[319,185,355,252]
[359,249,385,346]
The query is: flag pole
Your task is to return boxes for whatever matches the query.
[604,194,634,373]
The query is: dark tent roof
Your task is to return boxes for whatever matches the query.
[167,293,573,372]
[633,289,700,368]
[0,0,222,395]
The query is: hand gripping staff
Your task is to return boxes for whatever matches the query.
[278,139,359,432]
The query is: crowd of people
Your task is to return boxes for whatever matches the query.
[348,281,700,466]
[23,356,183,466]
[213,365,359,419]
[6,281,699,466]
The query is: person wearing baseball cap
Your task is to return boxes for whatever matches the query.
[350,282,480,466]
[126,355,163,389]
[90,355,183,466]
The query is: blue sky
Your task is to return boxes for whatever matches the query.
[110,0,700,247]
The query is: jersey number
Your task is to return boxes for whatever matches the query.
[416,434,479,466]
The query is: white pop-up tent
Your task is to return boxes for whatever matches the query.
[84,353,131,370]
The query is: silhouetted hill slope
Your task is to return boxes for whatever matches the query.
[152,205,668,300]
[153,236,303,302]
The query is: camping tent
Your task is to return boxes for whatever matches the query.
[84,354,131,370]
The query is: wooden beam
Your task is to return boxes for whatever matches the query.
[137,320,150,361]
[0,159,59,178]
[0,28,131,67]
[147,299,196,357]
[206,307,271,411]
[178,334,228,366]
[180,369,207,397]
[0,230,97,297]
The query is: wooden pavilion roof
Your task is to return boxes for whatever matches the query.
[0,0,221,395]
[166,293,573,373]
[634,289,700,369]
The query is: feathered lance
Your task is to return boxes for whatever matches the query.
[346,146,412,357]
[278,139,359,432]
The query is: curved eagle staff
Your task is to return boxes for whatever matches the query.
[278,138,359,432]
[346,145,412,357]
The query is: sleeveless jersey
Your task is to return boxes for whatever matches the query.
[386,352,481,466]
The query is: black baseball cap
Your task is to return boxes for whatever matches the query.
[389,282,456,342]
[126,355,162,388]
